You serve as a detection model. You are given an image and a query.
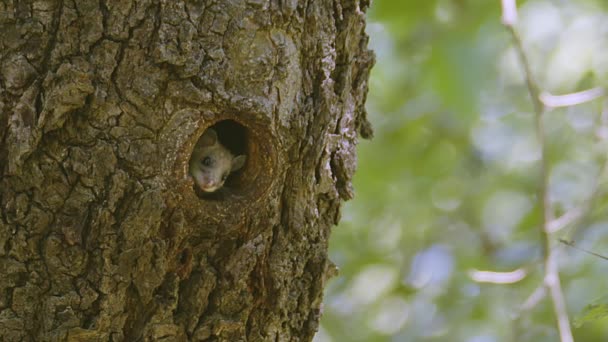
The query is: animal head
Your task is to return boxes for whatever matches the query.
[189,128,246,193]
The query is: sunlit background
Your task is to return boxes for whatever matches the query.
[318,1,608,341]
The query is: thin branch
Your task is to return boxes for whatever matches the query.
[504,29,544,118]
[501,0,518,26]
[501,2,574,341]
[511,283,548,342]
[546,257,572,342]
[541,88,605,108]
[547,207,583,233]
[468,268,527,284]
[559,239,608,261]
[520,285,547,312]
[504,2,549,270]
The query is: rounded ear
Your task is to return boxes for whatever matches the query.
[199,128,218,147]
[231,155,246,171]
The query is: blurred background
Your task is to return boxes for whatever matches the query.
[317,1,608,341]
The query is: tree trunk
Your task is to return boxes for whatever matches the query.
[0,1,373,341]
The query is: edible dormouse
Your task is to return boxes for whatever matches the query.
[189,128,246,193]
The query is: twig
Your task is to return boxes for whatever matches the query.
[540,88,605,108]
[545,256,572,342]
[559,239,608,261]
[547,208,583,233]
[468,268,527,284]
[511,283,548,342]
[520,284,547,312]
[501,0,518,26]
[501,1,574,341]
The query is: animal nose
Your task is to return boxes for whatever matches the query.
[204,181,217,188]
[199,179,220,192]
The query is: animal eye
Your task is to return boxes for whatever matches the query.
[201,157,213,167]
[222,173,228,181]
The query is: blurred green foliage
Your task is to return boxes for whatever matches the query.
[318,1,608,341]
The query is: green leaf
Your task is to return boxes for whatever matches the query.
[574,298,608,328]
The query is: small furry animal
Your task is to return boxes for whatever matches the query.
[189,128,246,193]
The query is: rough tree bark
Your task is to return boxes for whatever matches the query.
[0,0,373,341]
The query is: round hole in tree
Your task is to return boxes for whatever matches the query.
[188,118,274,203]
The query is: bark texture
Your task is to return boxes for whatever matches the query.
[0,0,373,341]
